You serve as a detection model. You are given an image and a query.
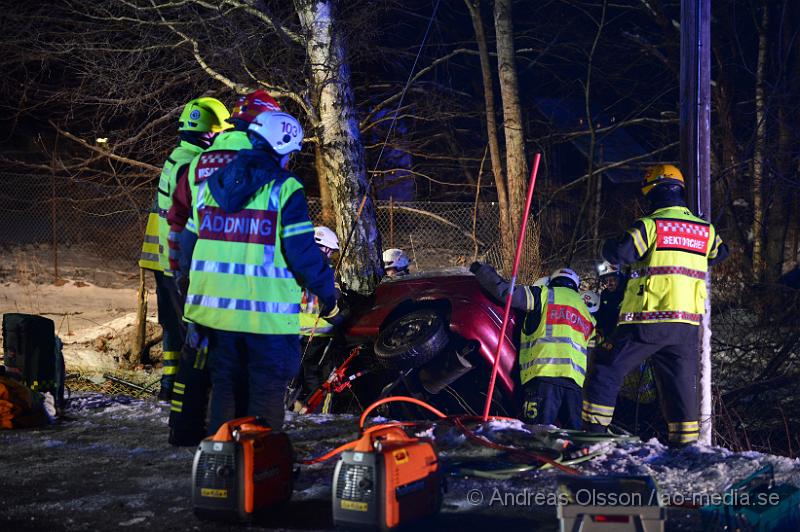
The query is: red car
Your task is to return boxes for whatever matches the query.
[335,270,521,417]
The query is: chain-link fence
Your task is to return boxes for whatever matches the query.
[1,172,512,273]
[0,173,152,262]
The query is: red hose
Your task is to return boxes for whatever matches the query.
[482,153,542,421]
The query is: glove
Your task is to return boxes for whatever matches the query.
[186,323,208,352]
[469,261,483,274]
[319,296,338,320]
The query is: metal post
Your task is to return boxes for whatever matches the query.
[389,195,395,248]
[680,0,713,445]
[51,137,59,282]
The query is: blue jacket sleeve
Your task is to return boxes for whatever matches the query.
[280,189,336,308]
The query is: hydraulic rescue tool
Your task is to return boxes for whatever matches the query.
[192,416,293,522]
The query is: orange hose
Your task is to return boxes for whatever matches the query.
[358,395,447,430]
[298,395,580,475]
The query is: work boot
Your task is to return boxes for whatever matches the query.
[582,421,608,434]
[157,385,172,402]
[169,427,206,447]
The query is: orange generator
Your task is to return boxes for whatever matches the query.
[191,417,293,522]
[332,426,442,530]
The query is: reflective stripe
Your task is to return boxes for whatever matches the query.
[187,294,300,314]
[186,218,197,233]
[544,288,555,337]
[522,336,588,356]
[143,235,159,244]
[520,356,586,376]
[630,266,706,280]
[191,259,293,279]
[583,401,615,414]
[628,227,648,256]
[282,220,314,238]
[140,252,160,264]
[668,421,699,431]
[620,310,702,323]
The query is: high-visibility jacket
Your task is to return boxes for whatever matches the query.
[183,171,307,335]
[519,287,595,387]
[156,141,204,271]
[184,130,251,235]
[299,288,335,337]
[138,206,163,271]
[619,206,719,325]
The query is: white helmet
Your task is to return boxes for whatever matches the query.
[314,226,339,250]
[550,268,580,290]
[533,276,550,287]
[247,111,303,155]
[581,290,600,314]
[597,260,620,277]
[383,248,409,270]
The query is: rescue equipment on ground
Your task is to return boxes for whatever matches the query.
[299,346,368,414]
[332,424,442,530]
[700,464,800,531]
[331,398,443,530]
[557,474,666,532]
[2,313,65,409]
[192,416,293,522]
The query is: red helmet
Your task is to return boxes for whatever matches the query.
[230,90,281,124]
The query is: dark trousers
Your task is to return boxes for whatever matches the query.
[522,377,582,429]
[168,342,210,446]
[300,337,334,398]
[153,271,184,390]
[207,330,300,434]
[583,322,700,444]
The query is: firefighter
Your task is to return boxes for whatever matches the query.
[166,91,281,445]
[167,90,281,281]
[470,264,595,429]
[594,261,625,341]
[383,248,410,277]
[582,164,728,447]
[294,226,347,411]
[138,97,230,401]
[183,110,336,433]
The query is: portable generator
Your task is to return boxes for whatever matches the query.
[192,416,293,522]
[332,425,441,530]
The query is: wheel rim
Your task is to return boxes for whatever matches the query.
[385,313,436,348]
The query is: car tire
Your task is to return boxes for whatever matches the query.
[374,310,448,370]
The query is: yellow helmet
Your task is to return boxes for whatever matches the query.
[641,164,684,196]
[178,97,232,133]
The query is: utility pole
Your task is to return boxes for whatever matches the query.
[680,0,713,445]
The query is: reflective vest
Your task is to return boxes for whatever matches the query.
[184,130,251,235]
[519,287,595,387]
[138,206,162,271]
[619,206,716,325]
[183,171,311,335]
[299,289,334,337]
[156,141,204,271]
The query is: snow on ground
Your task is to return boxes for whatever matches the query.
[2,394,799,531]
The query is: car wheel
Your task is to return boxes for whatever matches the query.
[374,310,448,370]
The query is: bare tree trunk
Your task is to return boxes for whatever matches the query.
[751,3,768,281]
[314,143,335,227]
[295,0,382,293]
[493,0,527,229]
[493,0,538,277]
[465,0,513,272]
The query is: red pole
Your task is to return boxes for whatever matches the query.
[482,153,541,421]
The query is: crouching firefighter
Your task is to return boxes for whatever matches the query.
[582,165,728,446]
[139,97,230,401]
[287,226,350,412]
[471,264,595,429]
[183,109,337,434]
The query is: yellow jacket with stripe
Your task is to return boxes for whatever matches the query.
[602,204,727,326]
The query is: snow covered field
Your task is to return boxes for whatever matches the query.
[2,392,799,531]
